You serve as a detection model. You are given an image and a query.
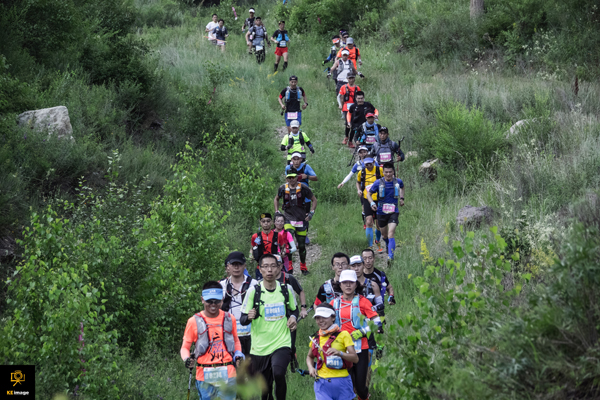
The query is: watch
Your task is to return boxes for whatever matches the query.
[301,304,307,308]
[400,197,405,200]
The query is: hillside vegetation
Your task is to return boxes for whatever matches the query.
[1,0,599,399]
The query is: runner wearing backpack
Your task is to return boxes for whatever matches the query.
[242,8,256,54]
[271,20,290,72]
[370,126,405,165]
[285,153,318,245]
[306,303,359,400]
[357,159,384,250]
[349,255,384,315]
[246,17,269,63]
[278,76,308,133]
[280,123,314,164]
[313,252,350,308]
[220,252,259,357]
[331,50,358,95]
[274,213,297,273]
[346,92,378,148]
[240,254,299,400]
[337,74,360,144]
[251,213,279,280]
[362,248,396,306]
[366,163,405,266]
[181,281,245,400]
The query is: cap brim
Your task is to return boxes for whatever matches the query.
[227,258,246,264]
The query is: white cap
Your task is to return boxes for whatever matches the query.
[339,270,357,282]
[341,49,350,55]
[313,306,336,319]
[357,145,368,152]
[249,8,255,12]
[291,152,302,159]
[349,255,363,265]
[290,120,300,128]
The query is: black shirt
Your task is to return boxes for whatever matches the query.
[213,26,228,41]
[272,29,289,48]
[348,102,376,127]
[365,268,390,295]
[314,280,342,306]
[244,17,255,29]
[279,86,305,112]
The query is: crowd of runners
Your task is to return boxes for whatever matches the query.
[183,11,407,400]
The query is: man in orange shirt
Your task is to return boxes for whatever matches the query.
[181,281,245,400]
[337,73,361,145]
[336,37,362,69]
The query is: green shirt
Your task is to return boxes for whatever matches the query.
[280,131,311,161]
[242,281,297,356]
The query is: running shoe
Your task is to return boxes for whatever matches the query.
[342,137,348,145]
[348,141,355,148]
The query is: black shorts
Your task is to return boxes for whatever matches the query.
[249,346,291,378]
[239,335,251,356]
[362,197,376,218]
[377,212,399,227]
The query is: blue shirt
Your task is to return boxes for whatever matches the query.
[368,178,404,215]
[350,159,380,174]
[285,163,316,203]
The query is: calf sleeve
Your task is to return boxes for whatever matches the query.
[365,227,373,247]
[388,238,396,259]
[297,236,307,263]
[376,229,382,242]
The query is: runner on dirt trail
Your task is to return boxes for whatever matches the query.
[280,121,314,163]
[285,153,318,245]
[323,35,342,68]
[306,303,359,400]
[357,159,383,250]
[220,252,258,356]
[370,126,405,165]
[274,172,317,275]
[246,17,269,62]
[313,252,350,308]
[273,254,308,373]
[332,50,358,96]
[242,9,256,53]
[181,281,245,400]
[337,74,361,144]
[274,213,297,273]
[349,255,384,315]
[362,248,396,306]
[271,20,290,72]
[251,213,279,280]
[339,30,349,47]
[332,270,382,400]
[240,254,298,400]
[278,76,308,133]
[355,113,382,153]
[336,37,362,70]
[346,92,378,148]
[366,163,405,266]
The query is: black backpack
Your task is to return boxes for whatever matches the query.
[360,166,382,191]
[252,281,291,318]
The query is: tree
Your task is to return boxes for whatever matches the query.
[470,0,484,19]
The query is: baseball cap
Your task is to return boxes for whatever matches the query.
[249,8,255,12]
[291,152,302,159]
[289,75,298,81]
[349,255,363,265]
[339,270,358,282]
[358,145,368,152]
[341,49,350,55]
[347,38,354,44]
[225,251,246,265]
[290,120,300,128]
[260,212,272,220]
[364,157,374,164]
[366,112,375,118]
[347,73,356,78]
[202,288,223,301]
[340,30,349,37]
[332,38,340,44]
[286,172,298,178]
[313,306,335,319]
[380,126,389,132]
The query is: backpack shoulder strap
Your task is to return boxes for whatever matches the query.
[252,282,263,317]
[280,281,291,312]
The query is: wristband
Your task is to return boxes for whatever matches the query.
[400,197,404,200]
[301,304,307,308]
[309,210,315,215]
[370,202,376,207]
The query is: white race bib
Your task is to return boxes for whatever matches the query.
[216,40,225,46]
[353,338,362,353]
[346,102,353,108]
[366,136,376,144]
[256,45,263,51]
[379,152,392,162]
[264,302,286,321]
[287,112,298,119]
[325,355,344,369]
[203,366,228,385]
[279,40,287,47]
[290,220,303,228]
[237,321,251,337]
[365,184,373,192]
[382,203,396,214]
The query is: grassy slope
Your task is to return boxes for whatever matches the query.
[115,7,600,399]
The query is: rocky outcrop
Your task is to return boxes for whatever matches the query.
[17,106,74,140]
[457,205,494,229]
[419,159,438,181]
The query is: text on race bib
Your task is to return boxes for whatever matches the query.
[256,45,263,51]
[217,40,225,46]
[382,203,396,214]
[365,184,373,192]
[325,355,344,369]
[203,366,229,385]
[379,152,392,162]
[279,40,287,47]
[237,321,251,336]
[287,112,298,119]
[290,220,303,228]
[264,302,286,321]
[366,136,376,144]
[354,338,362,353]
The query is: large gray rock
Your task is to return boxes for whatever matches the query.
[419,159,438,181]
[507,119,532,138]
[457,205,494,228]
[17,106,74,140]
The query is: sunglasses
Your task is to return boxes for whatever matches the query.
[206,299,221,305]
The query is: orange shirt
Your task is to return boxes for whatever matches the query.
[331,296,377,350]
[181,310,242,381]
[336,46,360,69]
[339,84,361,112]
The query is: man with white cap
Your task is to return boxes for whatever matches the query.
[357,159,384,249]
[285,152,318,245]
[280,120,314,164]
[331,49,357,95]
[242,8,256,33]
[274,172,317,275]
[181,281,245,400]
[336,37,362,69]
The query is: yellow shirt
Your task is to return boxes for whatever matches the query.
[357,166,383,200]
[308,330,354,379]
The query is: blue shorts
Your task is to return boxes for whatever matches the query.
[314,375,355,400]
[284,111,302,127]
[196,377,236,400]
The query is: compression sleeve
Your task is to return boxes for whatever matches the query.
[287,232,297,253]
[341,170,355,185]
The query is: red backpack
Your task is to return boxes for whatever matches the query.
[310,331,354,370]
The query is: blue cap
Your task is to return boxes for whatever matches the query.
[202,288,223,301]
[364,157,374,164]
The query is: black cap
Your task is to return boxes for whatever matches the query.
[289,75,298,81]
[225,251,246,265]
[260,212,273,220]
[380,126,389,132]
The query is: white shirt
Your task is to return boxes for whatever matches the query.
[206,21,219,40]
[220,277,258,320]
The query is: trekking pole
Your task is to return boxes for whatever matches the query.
[186,368,193,400]
[347,143,359,167]
[281,106,286,116]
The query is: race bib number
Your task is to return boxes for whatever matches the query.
[237,321,251,337]
[256,45,264,51]
[264,302,286,321]
[216,40,225,46]
[290,220,304,228]
[353,339,362,353]
[279,40,287,47]
[379,152,392,162]
[382,203,396,214]
[325,355,344,369]
[287,112,298,119]
[203,366,228,385]
[366,136,376,144]
[365,184,373,193]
